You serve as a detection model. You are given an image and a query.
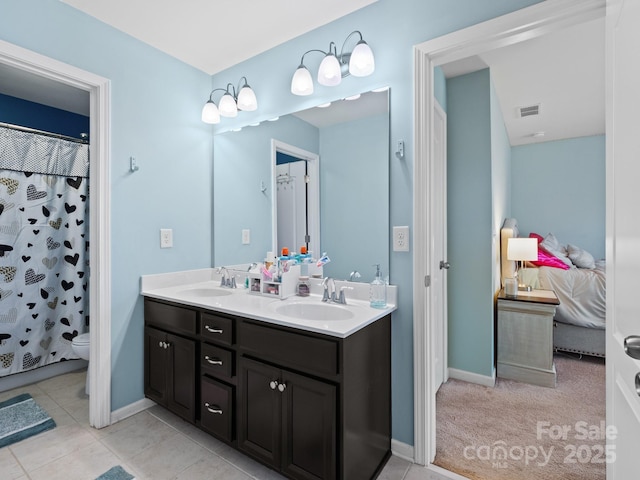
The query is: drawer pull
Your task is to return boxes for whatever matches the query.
[204,402,223,414]
[205,326,224,334]
[204,355,223,365]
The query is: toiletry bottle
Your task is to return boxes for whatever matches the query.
[369,264,387,309]
[299,246,309,276]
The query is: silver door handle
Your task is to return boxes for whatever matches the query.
[205,326,224,334]
[624,336,640,360]
[439,261,450,270]
[204,356,223,365]
[204,403,223,414]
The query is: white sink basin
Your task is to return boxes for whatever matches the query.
[176,287,233,297]
[274,302,354,321]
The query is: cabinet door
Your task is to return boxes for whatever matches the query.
[166,333,196,423]
[281,370,337,480]
[144,326,167,405]
[238,357,281,469]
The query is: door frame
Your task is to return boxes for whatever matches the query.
[412,0,606,466]
[0,40,112,428]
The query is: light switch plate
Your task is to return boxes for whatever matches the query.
[160,228,173,248]
[393,226,409,252]
[242,229,251,245]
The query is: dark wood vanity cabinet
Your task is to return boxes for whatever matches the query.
[144,325,196,423]
[143,297,391,480]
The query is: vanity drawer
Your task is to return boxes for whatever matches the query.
[201,313,234,346]
[200,376,234,443]
[201,343,234,379]
[145,299,196,336]
[239,320,339,377]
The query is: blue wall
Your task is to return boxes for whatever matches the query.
[446,70,495,377]
[512,135,606,259]
[0,93,89,139]
[1,0,542,445]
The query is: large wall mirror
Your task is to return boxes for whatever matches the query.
[213,88,389,282]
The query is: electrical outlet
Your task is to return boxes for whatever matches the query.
[160,228,173,248]
[242,229,251,245]
[393,226,409,252]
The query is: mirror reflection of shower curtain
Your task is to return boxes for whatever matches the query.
[0,126,89,376]
[276,161,307,254]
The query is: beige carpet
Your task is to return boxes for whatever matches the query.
[434,355,606,480]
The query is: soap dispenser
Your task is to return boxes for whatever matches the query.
[369,264,387,309]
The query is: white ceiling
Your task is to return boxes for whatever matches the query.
[0,4,604,146]
[60,0,378,75]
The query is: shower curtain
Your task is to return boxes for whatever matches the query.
[0,125,89,376]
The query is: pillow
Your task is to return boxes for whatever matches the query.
[567,243,596,269]
[539,233,573,267]
[531,248,571,270]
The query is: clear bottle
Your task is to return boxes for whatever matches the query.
[296,276,311,297]
[369,264,387,309]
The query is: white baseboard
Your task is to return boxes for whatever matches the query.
[109,397,156,425]
[391,438,414,462]
[426,464,470,479]
[448,367,496,387]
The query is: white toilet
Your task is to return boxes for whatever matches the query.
[71,333,90,395]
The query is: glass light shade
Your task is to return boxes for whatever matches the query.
[291,65,314,96]
[201,100,220,124]
[218,93,238,117]
[317,53,342,86]
[237,86,258,111]
[349,40,375,77]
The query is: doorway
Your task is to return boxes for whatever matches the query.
[0,39,112,428]
[412,0,606,469]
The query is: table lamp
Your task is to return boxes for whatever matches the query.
[507,237,538,291]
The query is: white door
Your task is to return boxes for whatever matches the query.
[606,0,640,477]
[432,101,448,390]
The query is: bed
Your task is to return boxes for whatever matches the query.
[500,218,606,357]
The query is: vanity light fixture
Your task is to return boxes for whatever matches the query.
[291,30,375,96]
[201,76,258,124]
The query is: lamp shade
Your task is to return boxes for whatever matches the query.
[317,53,342,86]
[348,40,375,77]
[291,65,314,95]
[507,237,539,261]
[218,92,238,117]
[237,85,258,111]
[201,100,220,124]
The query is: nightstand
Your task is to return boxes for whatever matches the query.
[497,288,560,388]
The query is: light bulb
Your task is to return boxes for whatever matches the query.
[349,40,375,77]
[201,100,220,124]
[291,65,314,96]
[317,53,342,86]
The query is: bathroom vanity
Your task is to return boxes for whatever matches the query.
[141,269,396,480]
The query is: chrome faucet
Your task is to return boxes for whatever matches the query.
[217,267,236,288]
[337,286,353,305]
[349,270,361,282]
[322,277,336,303]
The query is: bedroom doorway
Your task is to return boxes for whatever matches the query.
[0,40,112,428]
[412,0,608,473]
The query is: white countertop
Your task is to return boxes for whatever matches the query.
[140,268,397,338]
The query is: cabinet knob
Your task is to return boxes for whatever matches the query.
[277,382,287,393]
[205,326,224,334]
[204,355,223,365]
[204,402,223,414]
[158,341,163,348]
[269,380,278,390]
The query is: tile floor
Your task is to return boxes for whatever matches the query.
[0,369,452,480]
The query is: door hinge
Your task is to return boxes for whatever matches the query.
[425,275,431,287]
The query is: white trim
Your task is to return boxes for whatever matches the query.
[412,0,605,467]
[391,439,414,463]
[447,368,496,388]
[271,139,320,256]
[426,464,471,480]
[0,40,112,429]
[110,398,156,424]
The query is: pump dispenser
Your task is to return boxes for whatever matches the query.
[369,264,387,309]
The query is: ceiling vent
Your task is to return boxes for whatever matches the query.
[517,104,540,118]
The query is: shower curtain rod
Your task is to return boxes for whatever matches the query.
[0,121,88,144]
